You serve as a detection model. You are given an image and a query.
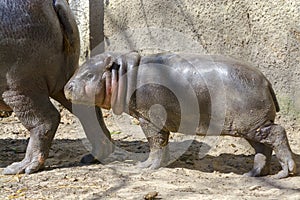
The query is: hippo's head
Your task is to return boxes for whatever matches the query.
[64,54,113,109]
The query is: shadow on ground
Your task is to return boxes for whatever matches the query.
[0,138,89,170]
[1,138,299,177]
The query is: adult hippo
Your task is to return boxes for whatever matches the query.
[65,51,296,178]
[0,0,113,174]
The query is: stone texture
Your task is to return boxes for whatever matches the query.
[103,0,300,120]
[69,0,89,64]
[72,0,300,122]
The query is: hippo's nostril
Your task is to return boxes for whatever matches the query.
[66,81,74,92]
[64,81,75,100]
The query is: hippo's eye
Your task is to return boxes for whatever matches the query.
[86,73,95,79]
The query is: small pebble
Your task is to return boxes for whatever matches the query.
[131,118,140,125]
[70,177,78,182]
[185,159,194,165]
[249,185,261,191]
[144,191,158,200]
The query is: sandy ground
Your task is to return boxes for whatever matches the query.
[0,107,299,200]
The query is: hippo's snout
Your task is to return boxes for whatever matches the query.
[64,80,92,105]
[64,81,75,100]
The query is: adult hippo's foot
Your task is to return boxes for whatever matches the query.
[3,152,45,175]
[3,122,58,174]
[2,90,60,175]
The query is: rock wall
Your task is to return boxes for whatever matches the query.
[68,0,89,63]
[71,0,300,123]
[69,0,104,63]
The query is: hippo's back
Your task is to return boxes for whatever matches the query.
[0,0,63,67]
[0,0,80,97]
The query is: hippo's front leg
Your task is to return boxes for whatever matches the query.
[74,105,114,163]
[137,118,170,169]
[2,90,60,174]
[52,91,114,164]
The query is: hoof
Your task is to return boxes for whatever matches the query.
[243,167,270,177]
[137,160,154,169]
[80,154,101,165]
[243,170,260,177]
[272,170,289,179]
[272,161,296,179]
[272,156,296,179]
[136,158,163,170]
[3,158,44,175]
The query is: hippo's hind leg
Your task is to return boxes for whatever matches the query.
[2,90,60,174]
[137,118,170,169]
[248,124,296,178]
[244,140,272,177]
[267,124,296,178]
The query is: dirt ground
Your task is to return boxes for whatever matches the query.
[0,106,299,200]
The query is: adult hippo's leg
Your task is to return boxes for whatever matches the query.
[137,118,170,169]
[3,90,60,174]
[52,90,114,163]
[244,140,272,177]
[247,124,296,179]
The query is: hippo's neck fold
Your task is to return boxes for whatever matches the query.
[103,52,140,115]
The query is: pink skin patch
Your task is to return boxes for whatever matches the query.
[111,69,118,111]
[99,64,127,114]
[100,71,112,109]
[112,63,127,115]
[84,84,96,99]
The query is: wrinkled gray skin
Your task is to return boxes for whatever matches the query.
[65,51,296,178]
[0,0,113,175]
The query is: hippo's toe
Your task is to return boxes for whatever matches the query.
[243,170,260,178]
[3,157,44,175]
[137,159,157,169]
[137,147,170,170]
[272,159,296,179]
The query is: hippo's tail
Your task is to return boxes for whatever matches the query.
[268,82,280,112]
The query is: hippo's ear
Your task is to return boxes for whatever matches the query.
[104,56,120,71]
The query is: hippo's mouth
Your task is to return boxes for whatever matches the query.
[69,97,96,106]
[65,88,95,106]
